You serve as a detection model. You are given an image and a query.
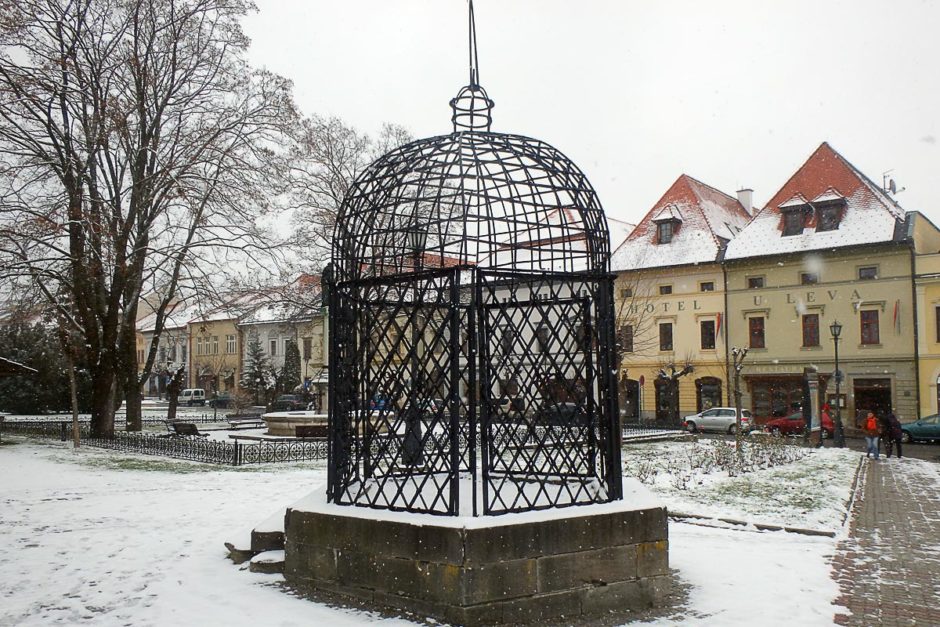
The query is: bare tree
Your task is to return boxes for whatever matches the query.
[287,117,411,268]
[0,0,296,436]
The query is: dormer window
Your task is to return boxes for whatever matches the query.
[816,205,841,231]
[652,204,682,245]
[657,220,675,244]
[782,209,804,236]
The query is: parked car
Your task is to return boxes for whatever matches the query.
[682,407,753,434]
[209,392,234,409]
[268,394,305,412]
[763,411,835,438]
[534,401,590,427]
[900,414,940,443]
[177,388,206,407]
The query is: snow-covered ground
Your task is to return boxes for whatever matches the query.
[0,437,861,626]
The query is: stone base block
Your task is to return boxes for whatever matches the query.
[283,493,669,625]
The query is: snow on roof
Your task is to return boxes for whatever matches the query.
[725,142,906,261]
[606,216,636,252]
[651,204,684,222]
[138,300,203,333]
[611,174,751,271]
[812,187,845,203]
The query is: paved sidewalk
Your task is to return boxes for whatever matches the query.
[832,457,940,626]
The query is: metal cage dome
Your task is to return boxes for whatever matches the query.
[332,90,610,282]
[325,7,621,516]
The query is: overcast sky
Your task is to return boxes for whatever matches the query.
[243,0,940,227]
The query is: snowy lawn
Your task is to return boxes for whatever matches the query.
[623,438,861,532]
[0,436,858,626]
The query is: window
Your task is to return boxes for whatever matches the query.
[817,206,840,231]
[659,322,673,351]
[657,221,674,244]
[159,347,166,363]
[783,209,803,236]
[659,285,673,295]
[181,344,187,362]
[858,266,878,280]
[196,337,204,356]
[210,336,219,355]
[226,335,236,354]
[302,337,312,360]
[700,281,715,292]
[747,276,765,289]
[860,310,880,345]
[748,317,765,349]
[168,346,176,361]
[936,306,940,342]
[620,325,634,353]
[800,272,818,285]
[802,314,820,347]
[536,325,550,353]
[500,326,515,354]
[700,320,716,350]
[269,339,277,356]
[620,287,633,299]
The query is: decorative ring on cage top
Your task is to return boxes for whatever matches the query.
[450,84,494,132]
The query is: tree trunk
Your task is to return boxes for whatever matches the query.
[125,379,142,432]
[90,369,116,438]
[166,368,184,422]
[66,354,81,448]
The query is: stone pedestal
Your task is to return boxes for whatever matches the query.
[283,482,669,625]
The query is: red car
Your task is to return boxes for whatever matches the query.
[763,411,835,438]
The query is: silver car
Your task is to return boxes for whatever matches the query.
[682,407,753,434]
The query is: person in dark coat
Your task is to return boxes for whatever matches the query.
[883,411,903,458]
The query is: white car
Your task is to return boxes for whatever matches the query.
[682,407,753,434]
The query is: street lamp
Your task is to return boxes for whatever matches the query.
[830,319,845,448]
[403,225,427,465]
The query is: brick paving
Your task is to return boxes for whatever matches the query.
[832,457,940,626]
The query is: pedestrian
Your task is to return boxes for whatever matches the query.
[883,411,903,459]
[861,410,880,460]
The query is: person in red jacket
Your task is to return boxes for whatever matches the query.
[861,410,880,460]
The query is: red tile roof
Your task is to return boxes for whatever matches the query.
[611,174,751,271]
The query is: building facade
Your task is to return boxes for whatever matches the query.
[724,143,940,425]
[612,174,752,424]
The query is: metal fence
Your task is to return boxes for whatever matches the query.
[0,420,326,466]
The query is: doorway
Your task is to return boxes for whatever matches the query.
[853,378,892,419]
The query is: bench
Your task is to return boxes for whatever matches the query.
[295,424,328,439]
[228,417,265,430]
[170,422,208,437]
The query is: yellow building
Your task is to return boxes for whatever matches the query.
[724,143,940,425]
[189,306,243,394]
[913,223,940,416]
[612,174,752,424]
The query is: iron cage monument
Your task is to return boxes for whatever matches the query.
[283,5,668,623]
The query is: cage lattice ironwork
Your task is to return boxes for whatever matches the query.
[326,9,621,516]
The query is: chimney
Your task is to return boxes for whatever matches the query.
[737,188,754,215]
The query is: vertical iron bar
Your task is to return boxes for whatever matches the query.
[448,268,461,515]
[599,276,623,500]
[475,269,488,515]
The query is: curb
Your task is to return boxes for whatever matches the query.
[668,511,836,538]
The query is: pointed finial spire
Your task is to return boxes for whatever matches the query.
[450,0,494,132]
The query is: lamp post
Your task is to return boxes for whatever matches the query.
[830,319,845,448]
[403,226,427,465]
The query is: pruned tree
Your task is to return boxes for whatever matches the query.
[0,0,297,436]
